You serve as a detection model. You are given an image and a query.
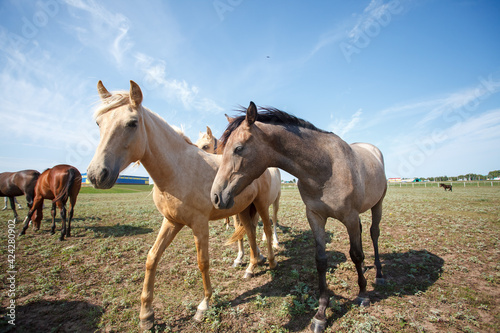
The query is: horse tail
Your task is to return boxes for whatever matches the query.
[225,204,258,246]
[53,168,76,204]
[225,222,246,245]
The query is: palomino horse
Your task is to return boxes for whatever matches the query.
[86,81,278,330]
[196,126,281,252]
[439,183,452,191]
[211,102,387,333]
[20,164,82,241]
[0,170,40,222]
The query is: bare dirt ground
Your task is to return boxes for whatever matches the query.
[1,185,499,332]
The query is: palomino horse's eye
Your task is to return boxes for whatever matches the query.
[126,120,138,128]
[202,145,209,151]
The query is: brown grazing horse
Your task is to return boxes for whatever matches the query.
[0,170,40,222]
[19,164,82,241]
[211,102,387,333]
[439,183,452,191]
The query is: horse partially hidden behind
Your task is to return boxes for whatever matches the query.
[439,183,452,191]
[196,126,282,255]
[0,170,40,222]
[86,81,278,330]
[19,164,82,241]
[211,102,387,333]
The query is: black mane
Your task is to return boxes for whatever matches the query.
[220,106,330,148]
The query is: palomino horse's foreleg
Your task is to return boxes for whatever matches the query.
[140,218,184,331]
[192,219,213,322]
[306,209,329,333]
[370,199,385,284]
[346,214,369,306]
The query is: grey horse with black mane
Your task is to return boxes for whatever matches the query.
[211,102,387,332]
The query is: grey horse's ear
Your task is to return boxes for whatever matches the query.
[206,126,213,137]
[97,80,111,100]
[225,114,236,123]
[129,80,143,107]
[246,101,257,125]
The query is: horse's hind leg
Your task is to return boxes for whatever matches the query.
[67,196,77,237]
[262,194,281,249]
[58,202,67,241]
[140,218,184,330]
[232,215,246,267]
[371,199,385,285]
[50,203,57,234]
[345,212,369,307]
[8,197,18,222]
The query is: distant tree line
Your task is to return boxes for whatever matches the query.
[418,170,500,182]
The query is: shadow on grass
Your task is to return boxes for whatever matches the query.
[85,223,154,237]
[225,227,444,332]
[0,300,103,333]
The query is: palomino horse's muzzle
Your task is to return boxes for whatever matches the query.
[87,166,119,189]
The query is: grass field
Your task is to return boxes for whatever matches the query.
[1,185,499,332]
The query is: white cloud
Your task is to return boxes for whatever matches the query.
[329,109,362,138]
[135,52,223,113]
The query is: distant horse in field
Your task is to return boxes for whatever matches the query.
[439,183,452,191]
[196,126,282,253]
[87,81,278,330]
[20,164,82,241]
[211,102,387,333]
[0,170,40,222]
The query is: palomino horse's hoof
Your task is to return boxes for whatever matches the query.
[354,296,370,307]
[193,308,206,323]
[310,317,327,333]
[374,277,386,285]
[243,271,254,279]
[139,314,154,331]
[232,260,244,268]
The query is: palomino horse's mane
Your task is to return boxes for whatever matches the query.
[94,91,194,146]
[220,106,331,148]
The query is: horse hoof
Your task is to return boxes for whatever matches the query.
[193,308,205,323]
[310,317,327,333]
[258,256,267,265]
[232,260,244,268]
[139,315,155,331]
[374,277,386,285]
[354,296,370,307]
[243,271,254,279]
[269,260,278,270]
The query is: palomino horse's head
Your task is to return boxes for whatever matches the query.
[211,102,269,209]
[196,126,216,153]
[87,81,148,189]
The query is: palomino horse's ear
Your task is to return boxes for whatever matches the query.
[206,126,213,138]
[97,80,112,100]
[129,80,143,107]
[246,101,257,126]
[225,114,236,123]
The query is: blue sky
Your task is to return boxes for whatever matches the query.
[1,0,499,181]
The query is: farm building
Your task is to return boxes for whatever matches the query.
[81,173,149,185]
